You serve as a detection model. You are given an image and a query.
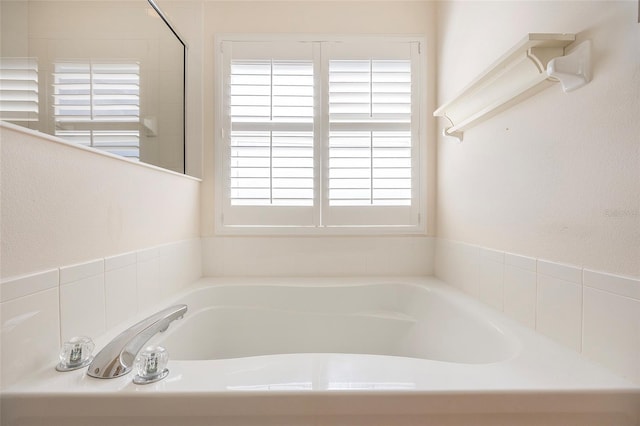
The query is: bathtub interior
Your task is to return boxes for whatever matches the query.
[153,282,520,364]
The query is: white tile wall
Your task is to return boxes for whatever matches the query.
[504,254,537,328]
[583,287,640,384]
[455,243,481,297]
[0,238,201,390]
[203,236,434,277]
[0,268,58,303]
[0,288,60,388]
[536,262,583,352]
[104,255,138,329]
[3,235,636,390]
[60,272,106,341]
[434,239,478,294]
[59,258,103,285]
[583,269,640,300]
[159,239,202,297]
[477,248,504,311]
[137,248,162,311]
[537,259,582,284]
[435,238,640,384]
[105,251,136,271]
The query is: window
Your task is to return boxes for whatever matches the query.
[0,57,39,122]
[216,37,425,234]
[52,61,141,159]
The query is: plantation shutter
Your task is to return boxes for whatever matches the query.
[322,41,421,227]
[0,57,39,122]
[53,62,141,159]
[217,38,423,231]
[221,41,318,227]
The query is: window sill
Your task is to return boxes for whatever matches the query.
[214,224,427,237]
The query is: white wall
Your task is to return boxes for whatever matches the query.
[0,123,201,389]
[435,0,640,277]
[0,1,203,390]
[0,123,200,279]
[434,1,640,384]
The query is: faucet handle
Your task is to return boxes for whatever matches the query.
[56,336,95,371]
[133,345,170,384]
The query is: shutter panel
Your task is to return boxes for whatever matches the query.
[229,59,314,207]
[90,63,140,122]
[328,59,412,207]
[0,57,39,122]
[53,62,140,159]
[220,40,318,228]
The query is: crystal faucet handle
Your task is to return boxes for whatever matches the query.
[133,345,170,384]
[56,336,95,371]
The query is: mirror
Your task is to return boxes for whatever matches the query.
[0,0,186,174]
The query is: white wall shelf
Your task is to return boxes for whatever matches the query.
[434,33,584,141]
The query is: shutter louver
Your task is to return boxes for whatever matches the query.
[53,62,140,159]
[328,60,412,207]
[230,60,314,206]
[0,57,39,122]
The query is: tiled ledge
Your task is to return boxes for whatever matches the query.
[434,238,640,385]
[0,239,202,390]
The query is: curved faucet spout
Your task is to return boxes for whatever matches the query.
[87,304,187,379]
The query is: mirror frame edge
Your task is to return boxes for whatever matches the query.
[147,0,189,176]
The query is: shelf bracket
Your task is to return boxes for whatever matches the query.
[546,40,592,93]
[442,115,463,142]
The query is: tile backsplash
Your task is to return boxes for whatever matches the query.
[60,268,106,342]
[203,236,435,277]
[0,239,201,390]
[536,259,583,352]
[503,253,537,329]
[435,238,640,384]
[2,235,636,390]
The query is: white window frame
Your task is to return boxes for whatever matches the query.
[214,34,428,235]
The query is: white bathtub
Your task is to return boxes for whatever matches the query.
[157,279,519,364]
[2,276,639,426]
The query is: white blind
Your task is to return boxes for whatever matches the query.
[218,38,423,231]
[53,62,140,159]
[0,57,39,122]
[53,62,140,122]
[328,59,412,207]
[54,129,141,159]
[230,60,314,206]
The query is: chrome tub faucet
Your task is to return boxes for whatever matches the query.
[87,304,187,379]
